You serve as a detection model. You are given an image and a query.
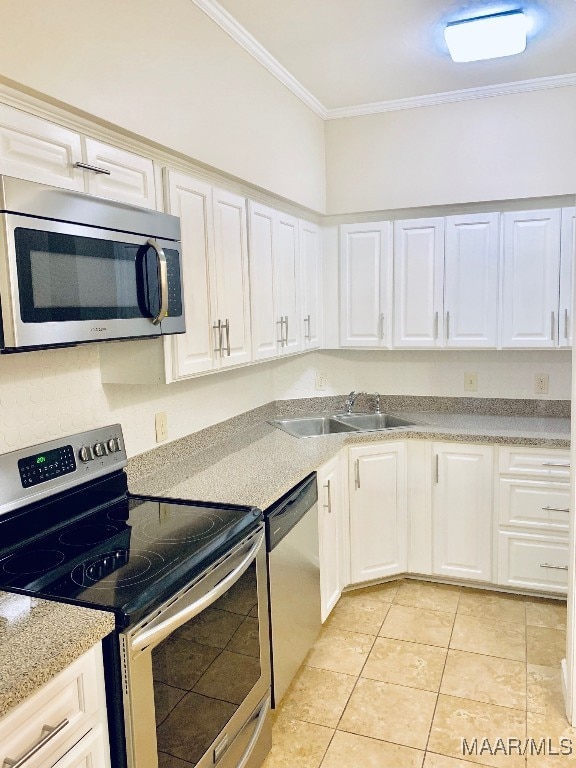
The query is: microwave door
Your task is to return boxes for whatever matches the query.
[0,216,179,350]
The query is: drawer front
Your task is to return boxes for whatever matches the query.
[51,725,109,768]
[498,447,570,479]
[498,478,570,532]
[0,647,101,768]
[498,532,569,594]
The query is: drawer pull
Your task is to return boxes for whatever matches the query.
[3,718,69,768]
[542,506,570,513]
[541,462,570,468]
[73,161,111,175]
[540,563,569,571]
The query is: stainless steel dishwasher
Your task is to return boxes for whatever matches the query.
[265,473,321,708]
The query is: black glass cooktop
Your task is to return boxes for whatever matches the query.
[0,474,261,627]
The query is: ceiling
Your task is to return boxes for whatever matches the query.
[198,0,576,115]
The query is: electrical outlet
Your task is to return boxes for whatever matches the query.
[155,412,168,442]
[315,372,327,391]
[464,372,478,392]
[535,373,549,395]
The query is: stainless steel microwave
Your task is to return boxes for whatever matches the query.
[0,175,185,352]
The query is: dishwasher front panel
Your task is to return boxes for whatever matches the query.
[267,501,321,707]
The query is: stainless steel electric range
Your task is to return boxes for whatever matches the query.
[0,425,272,768]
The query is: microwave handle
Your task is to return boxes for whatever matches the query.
[147,239,169,325]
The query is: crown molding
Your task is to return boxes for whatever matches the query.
[190,0,327,118]
[190,1,576,122]
[324,72,576,119]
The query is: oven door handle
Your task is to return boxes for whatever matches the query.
[130,530,264,653]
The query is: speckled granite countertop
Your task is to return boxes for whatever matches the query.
[128,397,571,511]
[0,592,114,718]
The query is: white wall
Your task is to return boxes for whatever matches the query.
[273,350,572,402]
[0,345,275,458]
[325,87,576,214]
[0,0,325,212]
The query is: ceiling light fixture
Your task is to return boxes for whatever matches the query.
[444,9,529,63]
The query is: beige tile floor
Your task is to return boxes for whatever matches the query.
[262,579,570,768]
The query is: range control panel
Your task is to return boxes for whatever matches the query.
[0,424,127,517]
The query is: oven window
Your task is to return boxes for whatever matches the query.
[15,227,181,323]
[152,563,262,767]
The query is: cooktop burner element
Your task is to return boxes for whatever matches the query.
[0,425,262,627]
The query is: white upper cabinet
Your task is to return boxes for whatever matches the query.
[166,170,250,379]
[83,138,156,208]
[339,222,392,347]
[444,213,500,348]
[248,202,302,361]
[559,207,575,348]
[393,218,445,348]
[500,210,562,348]
[299,220,323,350]
[0,103,156,208]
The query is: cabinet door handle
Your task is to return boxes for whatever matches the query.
[565,309,570,341]
[304,314,311,341]
[284,315,289,345]
[542,506,570,513]
[434,454,439,484]
[551,310,556,342]
[540,563,569,571]
[354,459,361,489]
[324,480,332,513]
[445,311,450,340]
[213,320,223,356]
[379,313,385,340]
[434,311,439,340]
[3,718,69,768]
[73,161,111,175]
[542,462,570,468]
[224,318,231,356]
[277,318,284,346]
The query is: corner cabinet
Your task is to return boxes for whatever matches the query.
[248,202,302,361]
[0,644,110,768]
[299,220,323,350]
[432,442,494,582]
[317,454,344,621]
[165,170,251,380]
[339,222,392,347]
[348,443,407,584]
[0,102,156,208]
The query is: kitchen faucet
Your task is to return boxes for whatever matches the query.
[373,392,381,414]
[344,390,361,414]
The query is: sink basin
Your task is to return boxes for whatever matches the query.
[269,412,419,438]
[269,415,358,438]
[333,413,416,431]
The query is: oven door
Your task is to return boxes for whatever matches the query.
[0,213,184,350]
[120,527,271,768]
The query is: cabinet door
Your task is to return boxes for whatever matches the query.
[349,443,407,583]
[444,213,499,348]
[339,222,391,347]
[317,455,343,622]
[501,210,561,348]
[559,207,575,348]
[83,138,156,209]
[248,202,278,361]
[165,171,217,379]
[51,725,110,768]
[432,443,493,582]
[276,212,302,355]
[393,218,445,348]
[300,220,322,350]
[0,103,84,191]
[212,188,252,368]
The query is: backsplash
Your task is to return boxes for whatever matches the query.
[0,344,571,458]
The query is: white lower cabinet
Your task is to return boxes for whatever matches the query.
[348,443,407,584]
[0,644,110,768]
[317,454,344,621]
[432,442,494,582]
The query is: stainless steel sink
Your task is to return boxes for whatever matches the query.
[269,412,419,438]
[333,413,416,431]
[270,415,359,438]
